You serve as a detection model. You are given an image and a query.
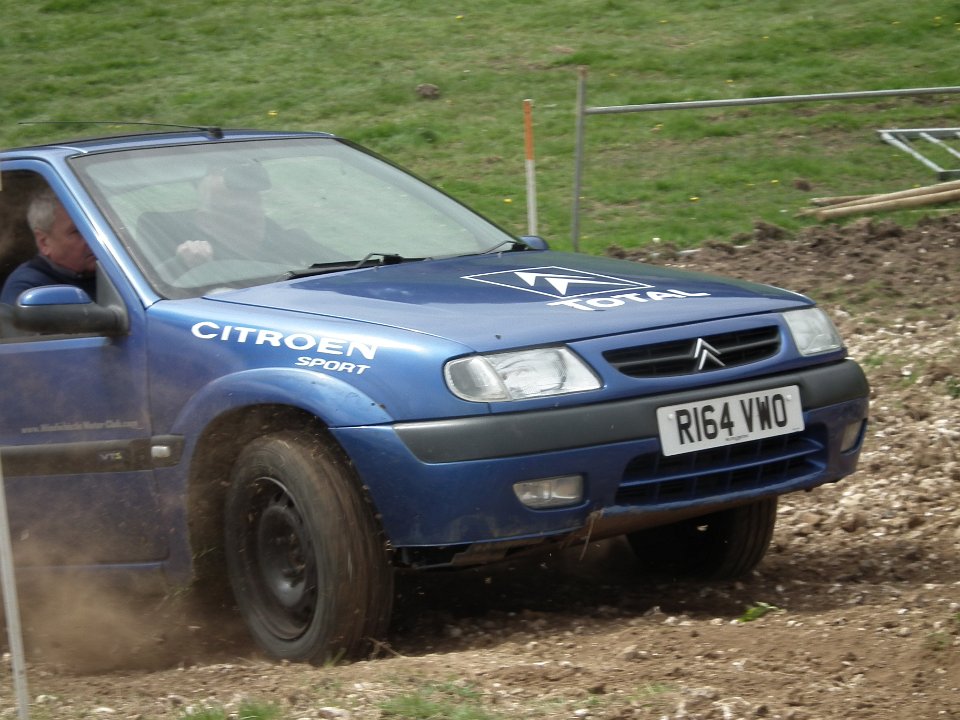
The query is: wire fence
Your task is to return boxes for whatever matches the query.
[571,68,960,251]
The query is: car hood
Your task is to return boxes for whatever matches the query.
[209,251,810,351]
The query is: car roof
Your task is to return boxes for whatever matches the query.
[3,128,336,158]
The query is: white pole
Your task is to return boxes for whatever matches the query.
[0,456,30,720]
[523,99,538,237]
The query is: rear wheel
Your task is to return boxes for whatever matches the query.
[626,498,778,580]
[224,430,393,663]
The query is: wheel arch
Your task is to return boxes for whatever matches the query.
[186,404,329,588]
[175,368,394,593]
[170,367,395,438]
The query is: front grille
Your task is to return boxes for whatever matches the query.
[614,428,826,506]
[604,326,780,377]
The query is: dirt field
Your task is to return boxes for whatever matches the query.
[1,214,958,719]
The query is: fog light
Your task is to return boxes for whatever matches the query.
[841,420,865,452]
[513,475,584,509]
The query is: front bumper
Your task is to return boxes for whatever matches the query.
[333,359,868,563]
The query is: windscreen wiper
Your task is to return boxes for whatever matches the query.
[426,239,531,262]
[479,239,530,254]
[284,253,419,280]
[352,252,407,268]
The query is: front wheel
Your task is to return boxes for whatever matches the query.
[626,498,778,580]
[224,430,393,663]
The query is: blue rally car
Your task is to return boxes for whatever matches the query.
[0,129,868,663]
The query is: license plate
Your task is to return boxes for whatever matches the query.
[656,385,804,457]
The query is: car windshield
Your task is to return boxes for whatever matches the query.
[71,137,516,298]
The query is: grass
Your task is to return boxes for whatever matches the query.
[179,701,280,720]
[376,679,677,719]
[947,376,960,399]
[924,613,960,652]
[3,1,959,254]
[378,680,499,720]
[737,601,781,623]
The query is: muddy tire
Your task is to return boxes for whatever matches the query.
[224,430,393,663]
[627,498,778,580]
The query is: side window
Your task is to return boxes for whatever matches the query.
[0,170,46,298]
[0,171,101,341]
[0,171,47,341]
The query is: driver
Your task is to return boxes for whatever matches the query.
[174,165,269,269]
[1,187,97,304]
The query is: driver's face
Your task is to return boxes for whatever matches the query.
[36,203,96,275]
[197,175,267,248]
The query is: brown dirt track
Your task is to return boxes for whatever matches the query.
[1,214,958,719]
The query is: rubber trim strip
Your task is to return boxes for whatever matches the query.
[0,435,184,476]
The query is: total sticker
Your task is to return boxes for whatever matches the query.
[548,288,711,311]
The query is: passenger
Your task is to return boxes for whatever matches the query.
[0,187,96,304]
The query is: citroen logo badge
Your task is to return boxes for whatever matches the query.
[693,338,725,371]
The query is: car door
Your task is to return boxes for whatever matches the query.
[0,163,166,569]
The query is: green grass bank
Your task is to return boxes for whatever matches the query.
[2,0,958,252]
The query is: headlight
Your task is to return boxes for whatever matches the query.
[444,347,601,402]
[784,308,844,356]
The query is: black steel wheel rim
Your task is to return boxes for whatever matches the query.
[243,477,319,640]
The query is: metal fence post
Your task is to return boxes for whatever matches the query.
[0,455,30,720]
[571,66,588,252]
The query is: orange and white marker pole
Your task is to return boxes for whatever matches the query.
[523,99,538,237]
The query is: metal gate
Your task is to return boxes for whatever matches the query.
[878,128,960,180]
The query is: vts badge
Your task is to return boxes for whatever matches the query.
[461,266,710,311]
